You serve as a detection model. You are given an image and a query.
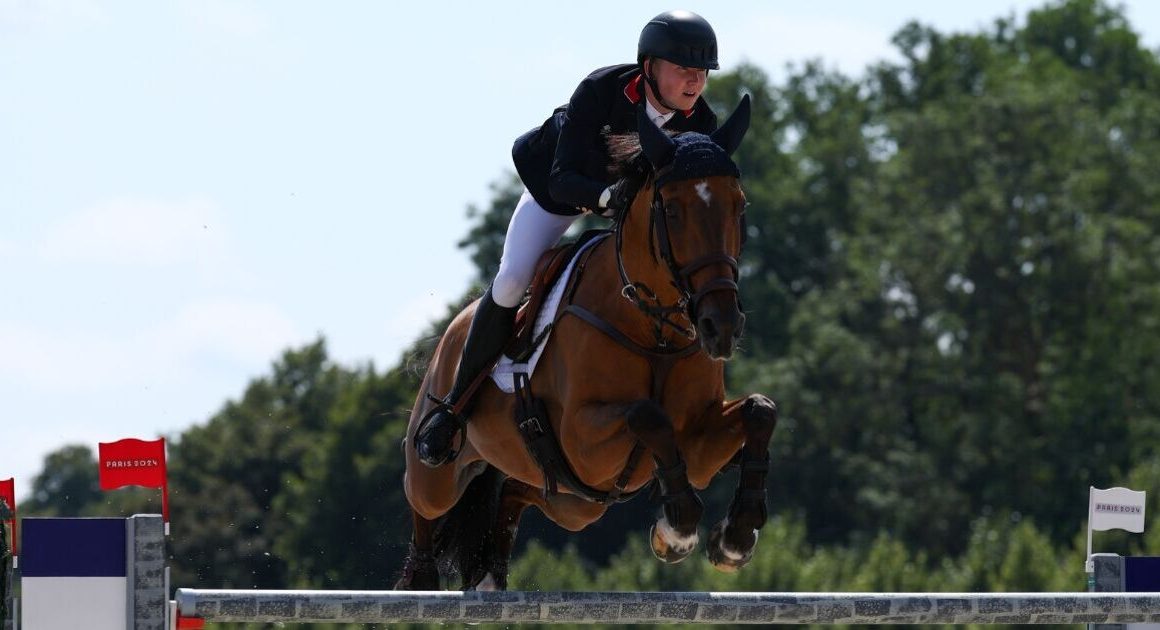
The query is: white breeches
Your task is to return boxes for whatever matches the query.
[491,190,580,308]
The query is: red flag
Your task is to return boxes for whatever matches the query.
[0,477,13,514]
[98,438,170,527]
[1,477,15,556]
[98,438,167,490]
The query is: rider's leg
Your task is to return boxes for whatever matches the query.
[415,191,577,467]
[490,191,580,308]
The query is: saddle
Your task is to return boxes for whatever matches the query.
[505,229,608,361]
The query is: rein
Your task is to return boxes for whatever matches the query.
[613,166,741,348]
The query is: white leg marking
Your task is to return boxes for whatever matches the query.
[657,515,699,553]
[717,518,759,560]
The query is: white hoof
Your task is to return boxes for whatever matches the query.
[475,573,499,591]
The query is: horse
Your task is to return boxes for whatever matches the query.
[397,95,778,590]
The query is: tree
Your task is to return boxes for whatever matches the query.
[273,363,419,588]
[21,445,103,516]
[166,339,347,588]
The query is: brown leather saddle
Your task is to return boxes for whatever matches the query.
[504,229,609,361]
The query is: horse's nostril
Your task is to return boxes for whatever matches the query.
[699,317,718,339]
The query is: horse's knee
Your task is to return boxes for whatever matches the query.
[742,395,778,433]
[625,399,670,435]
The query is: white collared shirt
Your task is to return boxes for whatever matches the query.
[645,99,676,128]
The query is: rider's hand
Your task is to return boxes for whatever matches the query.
[600,177,637,217]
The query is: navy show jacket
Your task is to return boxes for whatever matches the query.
[512,63,718,215]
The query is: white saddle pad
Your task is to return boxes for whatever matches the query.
[490,234,607,393]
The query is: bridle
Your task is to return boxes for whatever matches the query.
[614,166,745,347]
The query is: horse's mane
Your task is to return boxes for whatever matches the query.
[605,133,647,179]
[606,128,738,191]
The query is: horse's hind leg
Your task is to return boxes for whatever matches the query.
[626,400,704,564]
[394,509,440,590]
[707,394,778,573]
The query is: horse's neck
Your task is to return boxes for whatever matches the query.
[620,202,682,302]
[581,205,689,344]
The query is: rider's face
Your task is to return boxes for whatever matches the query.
[645,58,708,113]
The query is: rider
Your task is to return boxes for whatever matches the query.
[415,10,721,467]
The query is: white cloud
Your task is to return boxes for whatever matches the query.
[177,0,270,38]
[382,291,455,336]
[0,0,106,30]
[39,197,229,267]
[0,234,17,259]
[0,298,300,392]
[146,299,300,367]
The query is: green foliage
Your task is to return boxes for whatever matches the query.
[21,445,104,516]
[727,0,1160,555]
[273,363,418,589]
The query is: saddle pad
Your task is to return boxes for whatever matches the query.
[490,234,607,393]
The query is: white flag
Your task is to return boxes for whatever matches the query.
[1090,486,1146,533]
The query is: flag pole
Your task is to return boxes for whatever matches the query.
[1085,486,1095,575]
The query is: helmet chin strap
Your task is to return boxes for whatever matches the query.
[643,60,683,114]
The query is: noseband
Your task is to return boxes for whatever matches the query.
[615,166,744,347]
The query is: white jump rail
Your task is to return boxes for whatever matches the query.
[173,589,1160,625]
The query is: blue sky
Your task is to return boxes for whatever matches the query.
[2,0,1157,501]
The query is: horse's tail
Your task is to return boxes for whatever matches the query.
[433,464,505,589]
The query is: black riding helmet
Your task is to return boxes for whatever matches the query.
[637,10,719,71]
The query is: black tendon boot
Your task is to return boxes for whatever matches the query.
[415,288,517,467]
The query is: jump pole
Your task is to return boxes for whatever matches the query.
[173,590,1160,626]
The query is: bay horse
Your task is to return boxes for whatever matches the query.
[397,95,778,590]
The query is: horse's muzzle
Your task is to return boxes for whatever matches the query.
[696,296,745,360]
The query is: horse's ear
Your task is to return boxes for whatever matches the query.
[710,93,751,156]
[637,104,676,168]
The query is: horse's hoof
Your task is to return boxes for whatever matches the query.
[706,519,757,573]
[394,559,440,590]
[394,572,440,590]
[474,572,504,591]
[649,516,698,564]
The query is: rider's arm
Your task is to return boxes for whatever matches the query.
[548,76,612,212]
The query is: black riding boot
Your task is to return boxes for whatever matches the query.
[415,287,516,467]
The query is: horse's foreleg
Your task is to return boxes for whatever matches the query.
[475,478,533,591]
[394,509,440,590]
[478,478,608,590]
[625,399,703,563]
[707,394,778,573]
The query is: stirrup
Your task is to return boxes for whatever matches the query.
[414,394,468,466]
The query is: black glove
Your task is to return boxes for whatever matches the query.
[602,177,638,217]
